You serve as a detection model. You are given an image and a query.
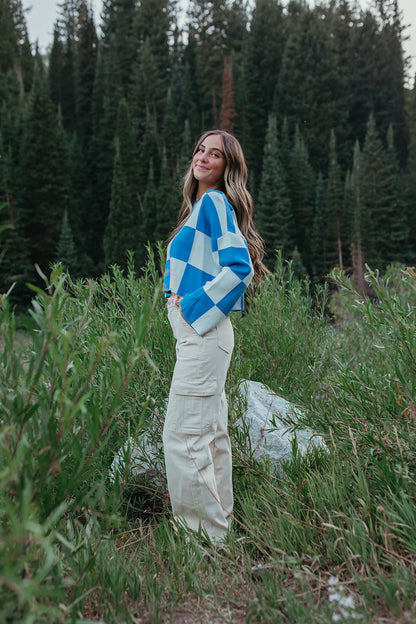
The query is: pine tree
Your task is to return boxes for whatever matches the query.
[278,4,350,171]
[0,0,32,103]
[243,0,285,187]
[56,209,79,276]
[155,146,177,243]
[20,27,34,94]
[66,133,96,274]
[325,0,354,168]
[350,140,367,292]
[381,123,409,263]
[0,134,31,299]
[135,0,172,80]
[135,113,160,204]
[280,117,291,186]
[130,38,166,137]
[341,169,354,271]
[289,246,306,280]
[180,32,201,138]
[88,43,122,271]
[188,0,247,127]
[101,0,137,91]
[88,0,140,270]
[256,113,293,269]
[49,6,77,130]
[179,118,193,173]
[220,57,237,133]
[163,87,180,175]
[174,118,193,208]
[0,0,27,76]
[168,33,188,133]
[104,98,141,268]
[324,130,344,270]
[130,0,173,141]
[103,146,138,267]
[374,0,407,164]
[60,33,76,130]
[347,8,406,162]
[287,125,315,270]
[19,74,70,275]
[361,113,392,268]
[49,25,65,116]
[116,98,139,195]
[140,159,158,261]
[310,171,326,282]
[74,0,97,148]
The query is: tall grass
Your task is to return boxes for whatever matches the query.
[1,255,415,623]
[0,252,165,622]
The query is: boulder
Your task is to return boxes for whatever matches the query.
[109,430,165,486]
[236,380,326,467]
[109,380,326,482]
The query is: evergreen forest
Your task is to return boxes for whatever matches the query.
[1,0,416,304]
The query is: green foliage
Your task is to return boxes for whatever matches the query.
[325,129,344,270]
[233,253,332,403]
[287,125,315,270]
[277,4,349,170]
[104,98,141,268]
[383,123,409,262]
[310,171,326,282]
[74,1,97,147]
[322,264,416,448]
[188,0,247,127]
[20,74,70,275]
[1,253,416,621]
[55,209,79,276]
[140,159,158,255]
[154,146,177,243]
[256,113,293,267]
[243,0,285,187]
[2,0,416,300]
[0,252,167,621]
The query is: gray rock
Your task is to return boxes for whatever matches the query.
[109,380,326,482]
[236,380,326,468]
[109,431,165,485]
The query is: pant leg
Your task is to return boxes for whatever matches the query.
[163,305,234,539]
[212,390,234,529]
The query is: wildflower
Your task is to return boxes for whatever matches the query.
[327,575,357,622]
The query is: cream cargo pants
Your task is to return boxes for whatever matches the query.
[163,301,234,539]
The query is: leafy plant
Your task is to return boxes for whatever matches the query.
[1,256,416,623]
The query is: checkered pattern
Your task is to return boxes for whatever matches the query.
[163,190,254,335]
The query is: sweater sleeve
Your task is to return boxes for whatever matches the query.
[180,192,254,335]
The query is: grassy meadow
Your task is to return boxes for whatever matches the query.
[1,250,416,623]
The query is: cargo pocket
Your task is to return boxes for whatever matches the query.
[173,376,217,434]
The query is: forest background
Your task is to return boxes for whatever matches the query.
[1,0,416,305]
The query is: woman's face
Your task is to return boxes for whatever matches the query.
[192,134,226,193]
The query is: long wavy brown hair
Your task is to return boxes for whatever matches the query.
[168,129,268,284]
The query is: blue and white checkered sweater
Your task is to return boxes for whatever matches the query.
[163,190,254,335]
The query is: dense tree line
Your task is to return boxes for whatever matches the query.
[0,0,415,304]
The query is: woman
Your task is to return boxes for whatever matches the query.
[163,129,267,541]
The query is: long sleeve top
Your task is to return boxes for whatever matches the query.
[163,190,254,335]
